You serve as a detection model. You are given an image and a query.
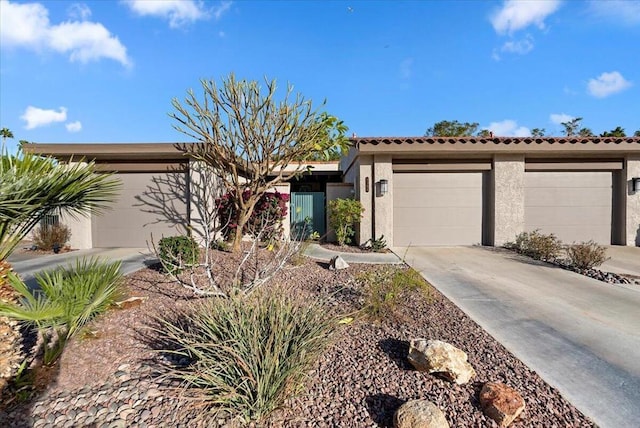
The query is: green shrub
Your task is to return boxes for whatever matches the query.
[566,241,608,269]
[158,291,335,423]
[506,229,562,262]
[158,235,199,274]
[359,267,433,321]
[328,198,364,246]
[363,235,387,252]
[0,258,124,365]
[32,224,71,251]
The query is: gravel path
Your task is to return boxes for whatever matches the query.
[1,255,596,427]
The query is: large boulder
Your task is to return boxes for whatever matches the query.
[407,339,475,385]
[479,382,526,427]
[394,399,449,428]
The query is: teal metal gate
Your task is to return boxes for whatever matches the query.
[290,192,325,239]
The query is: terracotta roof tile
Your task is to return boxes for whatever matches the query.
[350,136,640,146]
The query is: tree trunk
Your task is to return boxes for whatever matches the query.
[231,207,254,253]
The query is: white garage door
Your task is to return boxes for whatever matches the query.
[524,171,612,244]
[92,172,189,247]
[393,172,483,246]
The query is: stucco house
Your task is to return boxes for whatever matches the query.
[28,136,640,249]
[340,136,640,247]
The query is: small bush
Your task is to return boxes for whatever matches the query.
[32,224,71,251]
[158,236,199,274]
[566,241,608,269]
[328,198,364,246]
[157,291,336,423]
[359,267,433,321]
[506,229,562,262]
[363,235,387,252]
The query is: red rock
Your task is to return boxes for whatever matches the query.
[479,382,526,427]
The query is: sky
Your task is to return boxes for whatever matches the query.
[1,0,639,152]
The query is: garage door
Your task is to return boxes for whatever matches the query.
[393,172,483,246]
[524,172,612,244]
[92,172,189,247]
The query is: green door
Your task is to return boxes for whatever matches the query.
[290,192,325,239]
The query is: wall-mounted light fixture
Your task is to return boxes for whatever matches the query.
[365,177,370,193]
[380,179,389,195]
[633,177,640,192]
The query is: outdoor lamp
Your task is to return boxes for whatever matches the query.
[380,179,389,195]
[633,177,640,193]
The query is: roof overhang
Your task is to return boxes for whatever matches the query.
[350,137,640,156]
[25,142,193,162]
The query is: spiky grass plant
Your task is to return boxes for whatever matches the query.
[0,258,124,365]
[158,291,336,423]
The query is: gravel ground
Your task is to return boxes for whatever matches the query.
[0,251,596,427]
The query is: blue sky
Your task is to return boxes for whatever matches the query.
[1,0,639,152]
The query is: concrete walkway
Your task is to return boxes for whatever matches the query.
[10,248,157,286]
[396,245,640,428]
[600,245,640,277]
[303,243,402,264]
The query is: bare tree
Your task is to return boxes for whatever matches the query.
[170,74,347,252]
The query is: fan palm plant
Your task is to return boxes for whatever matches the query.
[0,142,120,267]
[0,259,124,365]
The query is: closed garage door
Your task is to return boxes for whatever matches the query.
[92,172,189,247]
[393,172,483,246]
[524,171,612,244]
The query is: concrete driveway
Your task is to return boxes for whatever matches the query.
[9,248,157,287]
[395,245,640,428]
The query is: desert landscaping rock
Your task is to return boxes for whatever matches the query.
[393,399,449,428]
[328,255,349,270]
[479,382,526,427]
[1,255,596,426]
[407,339,476,385]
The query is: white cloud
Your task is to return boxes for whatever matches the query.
[124,0,213,28]
[501,36,534,54]
[550,113,574,125]
[68,3,92,21]
[587,71,632,98]
[212,1,232,20]
[399,58,413,79]
[0,0,131,67]
[491,0,561,34]
[65,121,82,132]
[587,0,640,25]
[20,106,68,130]
[483,120,531,137]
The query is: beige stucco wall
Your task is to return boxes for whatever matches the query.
[373,154,393,245]
[62,161,93,249]
[493,155,525,246]
[326,183,356,242]
[59,212,93,249]
[357,155,373,244]
[188,161,221,246]
[625,156,640,246]
[274,183,291,239]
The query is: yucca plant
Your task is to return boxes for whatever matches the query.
[0,258,124,365]
[157,291,336,423]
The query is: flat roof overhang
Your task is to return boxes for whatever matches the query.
[25,142,194,162]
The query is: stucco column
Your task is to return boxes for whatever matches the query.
[274,183,291,239]
[625,156,640,246]
[493,154,525,246]
[357,155,373,244]
[373,154,393,245]
[61,161,93,249]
